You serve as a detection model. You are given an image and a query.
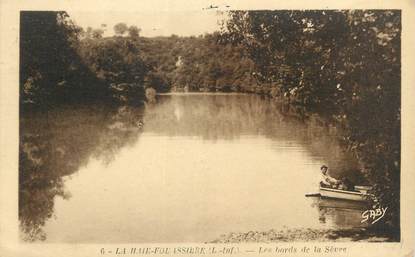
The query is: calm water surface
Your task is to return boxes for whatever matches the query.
[19,94,366,243]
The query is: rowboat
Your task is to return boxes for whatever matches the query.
[319,186,372,202]
[317,197,368,210]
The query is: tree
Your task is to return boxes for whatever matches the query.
[20,11,101,106]
[113,22,128,36]
[128,25,141,38]
[91,28,104,39]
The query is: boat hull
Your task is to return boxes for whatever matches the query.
[319,186,369,202]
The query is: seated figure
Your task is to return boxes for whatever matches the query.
[320,165,340,188]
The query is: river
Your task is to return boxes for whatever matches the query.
[19,93,367,243]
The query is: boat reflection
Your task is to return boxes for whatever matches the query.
[312,198,369,229]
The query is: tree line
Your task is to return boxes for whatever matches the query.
[20,12,256,107]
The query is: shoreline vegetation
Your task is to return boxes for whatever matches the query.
[20,10,400,241]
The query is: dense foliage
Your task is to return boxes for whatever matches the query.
[78,36,149,102]
[165,34,256,92]
[20,12,109,106]
[20,12,151,106]
[221,10,401,234]
[20,12,257,105]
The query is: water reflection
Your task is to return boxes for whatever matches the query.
[19,94,364,242]
[145,95,361,181]
[19,105,144,241]
[312,198,368,228]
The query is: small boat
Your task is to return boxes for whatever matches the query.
[317,197,369,210]
[319,186,372,202]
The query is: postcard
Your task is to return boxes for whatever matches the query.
[0,0,414,256]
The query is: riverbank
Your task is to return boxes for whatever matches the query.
[211,228,393,243]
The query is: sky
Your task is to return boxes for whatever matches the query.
[68,9,227,37]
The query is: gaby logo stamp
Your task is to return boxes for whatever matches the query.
[361,207,388,225]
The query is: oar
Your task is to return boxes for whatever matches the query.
[305,193,321,197]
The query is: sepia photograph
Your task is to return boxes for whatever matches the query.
[18,8,401,243]
[1,1,414,256]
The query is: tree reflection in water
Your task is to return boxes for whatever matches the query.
[19,94,365,242]
[19,104,144,241]
[145,95,362,181]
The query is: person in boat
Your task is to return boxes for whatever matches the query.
[320,165,340,188]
